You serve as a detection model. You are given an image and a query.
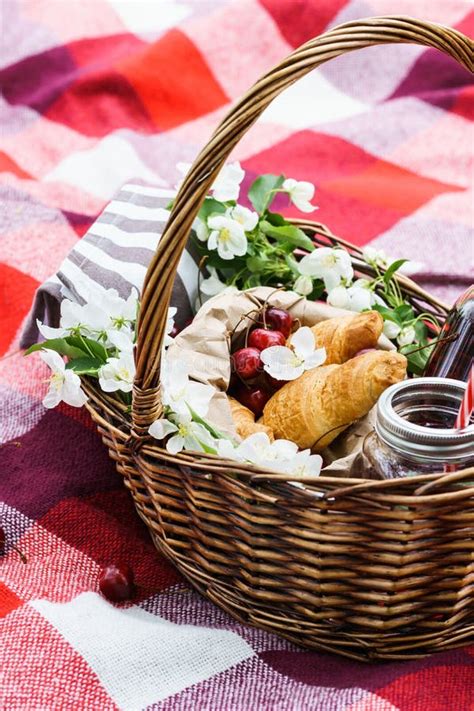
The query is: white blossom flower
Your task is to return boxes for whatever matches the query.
[383,320,401,340]
[327,284,372,312]
[200,267,230,297]
[216,432,322,478]
[194,217,209,243]
[207,215,248,261]
[107,326,135,352]
[98,351,136,393]
[149,412,216,454]
[219,432,298,468]
[272,448,323,478]
[362,246,389,268]
[227,204,258,231]
[293,274,313,296]
[40,349,88,409]
[176,161,245,202]
[363,246,423,276]
[298,247,353,291]
[261,326,326,381]
[210,162,245,202]
[216,438,241,460]
[282,178,318,213]
[327,279,385,313]
[37,298,96,340]
[161,359,214,418]
[397,325,416,347]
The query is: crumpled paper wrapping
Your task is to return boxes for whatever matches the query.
[166,287,394,477]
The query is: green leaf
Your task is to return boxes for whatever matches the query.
[383,259,408,285]
[188,406,231,441]
[394,304,415,323]
[402,346,432,376]
[414,320,428,343]
[284,254,300,275]
[67,335,108,362]
[260,221,315,251]
[309,281,325,300]
[198,197,226,222]
[65,357,102,375]
[372,305,401,324]
[266,211,287,227]
[246,256,268,273]
[25,338,88,359]
[248,174,284,214]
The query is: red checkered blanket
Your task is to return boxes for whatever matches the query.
[1,1,473,709]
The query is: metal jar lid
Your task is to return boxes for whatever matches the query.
[375,377,474,464]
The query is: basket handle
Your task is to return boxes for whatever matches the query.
[132,15,473,431]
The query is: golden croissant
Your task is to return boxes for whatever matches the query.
[308,311,383,364]
[229,397,274,440]
[262,350,407,451]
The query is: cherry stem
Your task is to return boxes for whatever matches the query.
[311,421,354,449]
[8,545,28,564]
[404,333,458,357]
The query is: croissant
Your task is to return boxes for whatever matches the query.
[262,350,407,451]
[229,397,274,440]
[308,311,384,364]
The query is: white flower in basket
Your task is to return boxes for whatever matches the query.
[261,326,326,381]
[40,350,88,409]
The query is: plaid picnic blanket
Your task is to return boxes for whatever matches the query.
[1,1,473,709]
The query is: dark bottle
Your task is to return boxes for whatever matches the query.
[423,285,473,381]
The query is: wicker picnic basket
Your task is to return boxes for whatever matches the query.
[83,17,474,661]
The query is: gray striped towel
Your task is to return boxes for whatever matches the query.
[21,182,199,347]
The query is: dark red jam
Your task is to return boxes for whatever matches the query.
[424,286,473,382]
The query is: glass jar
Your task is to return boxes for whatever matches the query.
[363,378,474,479]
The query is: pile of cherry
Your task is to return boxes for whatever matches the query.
[230,306,294,417]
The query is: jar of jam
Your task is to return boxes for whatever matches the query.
[424,285,473,381]
[363,378,474,479]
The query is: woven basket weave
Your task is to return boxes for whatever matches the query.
[83,17,474,661]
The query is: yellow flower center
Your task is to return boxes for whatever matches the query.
[220,228,231,243]
[178,423,190,437]
[50,372,64,391]
[116,367,131,382]
[322,254,337,268]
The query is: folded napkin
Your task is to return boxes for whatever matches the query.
[20,183,199,347]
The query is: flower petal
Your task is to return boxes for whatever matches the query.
[166,434,185,454]
[43,386,62,409]
[36,320,67,339]
[304,347,326,370]
[149,418,178,440]
[290,327,315,360]
[40,349,65,373]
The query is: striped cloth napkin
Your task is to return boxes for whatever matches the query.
[20,182,198,347]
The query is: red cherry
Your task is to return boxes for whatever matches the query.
[265,372,286,391]
[264,307,293,338]
[99,564,135,603]
[236,385,270,417]
[232,347,262,379]
[248,328,286,351]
